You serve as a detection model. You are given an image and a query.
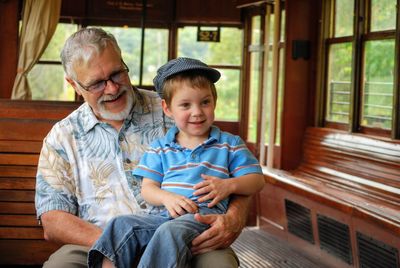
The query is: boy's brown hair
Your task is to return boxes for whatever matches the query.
[162,71,218,106]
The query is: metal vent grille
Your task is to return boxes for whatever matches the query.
[285,199,314,244]
[357,232,399,268]
[317,214,352,264]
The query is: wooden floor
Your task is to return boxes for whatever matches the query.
[232,227,330,268]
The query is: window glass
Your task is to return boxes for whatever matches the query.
[143,29,169,84]
[248,52,261,143]
[178,26,243,121]
[276,47,285,145]
[263,11,284,146]
[29,23,77,101]
[215,69,240,121]
[325,43,353,123]
[361,40,394,129]
[280,9,286,42]
[102,27,141,84]
[334,0,354,37]
[263,48,273,145]
[248,16,262,143]
[102,27,168,86]
[178,26,242,65]
[41,23,77,61]
[370,0,396,32]
[29,64,75,101]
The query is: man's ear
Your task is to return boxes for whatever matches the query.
[66,77,82,96]
[161,99,173,118]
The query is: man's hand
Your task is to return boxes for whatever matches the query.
[190,212,243,255]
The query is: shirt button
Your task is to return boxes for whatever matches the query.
[132,181,138,186]
[191,154,196,159]
[140,204,147,209]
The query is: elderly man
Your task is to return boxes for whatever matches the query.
[35,27,250,267]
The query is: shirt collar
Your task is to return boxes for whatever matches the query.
[162,125,221,148]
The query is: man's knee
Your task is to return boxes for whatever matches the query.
[43,244,89,268]
[191,248,239,268]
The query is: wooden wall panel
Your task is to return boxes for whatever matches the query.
[61,0,174,26]
[0,0,19,99]
[176,0,241,25]
[280,0,320,170]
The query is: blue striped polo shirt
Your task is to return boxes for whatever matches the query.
[133,125,262,211]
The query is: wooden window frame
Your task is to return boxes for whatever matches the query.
[318,0,400,139]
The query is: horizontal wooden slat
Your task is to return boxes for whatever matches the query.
[0,239,60,265]
[0,214,39,227]
[0,201,35,214]
[0,153,39,166]
[0,140,42,153]
[0,99,80,119]
[0,226,44,239]
[0,177,36,190]
[0,189,35,202]
[0,119,55,141]
[0,101,80,265]
[0,165,37,177]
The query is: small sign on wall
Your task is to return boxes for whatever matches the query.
[197,26,220,42]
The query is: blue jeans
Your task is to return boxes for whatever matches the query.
[88,206,225,268]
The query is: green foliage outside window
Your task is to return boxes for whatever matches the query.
[326,43,352,123]
[334,0,354,37]
[362,40,394,129]
[371,0,396,32]
[326,0,396,130]
[247,16,262,143]
[178,26,242,121]
[29,23,76,101]
[102,27,169,85]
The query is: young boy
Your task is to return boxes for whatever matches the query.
[88,57,265,268]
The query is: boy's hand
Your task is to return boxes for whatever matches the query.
[193,174,232,208]
[162,192,198,218]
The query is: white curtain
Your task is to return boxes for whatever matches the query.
[11,0,61,99]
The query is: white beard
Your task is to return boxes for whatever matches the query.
[97,85,134,121]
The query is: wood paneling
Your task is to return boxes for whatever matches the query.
[262,127,400,239]
[280,0,320,170]
[0,100,75,265]
[0,240,60,265]
[0,0,19,99]
[176,0,241,25]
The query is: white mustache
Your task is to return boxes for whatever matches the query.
[98,87,127,103]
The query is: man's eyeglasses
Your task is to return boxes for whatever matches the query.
[76,61,130,93]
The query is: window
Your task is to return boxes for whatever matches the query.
[177,26,243,121]
[28,23,77,101]
[29,24,169,101]
[321,0,398,136]
[248,15,263,143]
[242,2,285,165]
[102,26,169,86]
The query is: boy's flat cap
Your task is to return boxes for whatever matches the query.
[153,57,221,97]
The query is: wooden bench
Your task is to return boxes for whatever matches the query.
[0,99,248,266]
[262,127,400,266]
[0,100,79,266]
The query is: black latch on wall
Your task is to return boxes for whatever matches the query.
[292,40,310,60]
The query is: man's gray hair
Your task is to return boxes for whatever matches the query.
[60,27,121,80]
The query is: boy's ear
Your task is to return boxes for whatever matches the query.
[161,99,173,118]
